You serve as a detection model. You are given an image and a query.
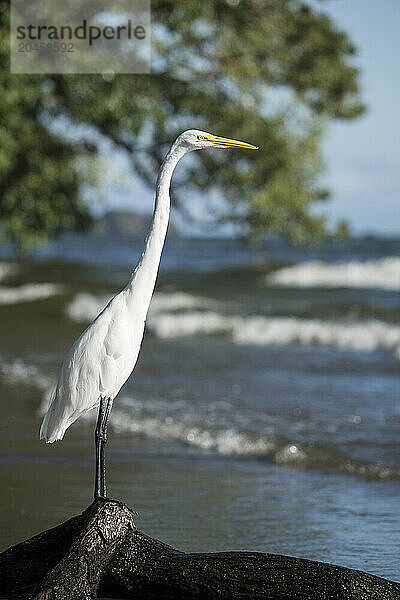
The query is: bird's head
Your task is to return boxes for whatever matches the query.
[174,129,258,152]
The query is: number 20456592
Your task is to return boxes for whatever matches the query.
[18,42,74,52]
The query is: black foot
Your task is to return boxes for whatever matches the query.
[94,494,111,502]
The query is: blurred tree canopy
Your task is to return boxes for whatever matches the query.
[0,0,364,250]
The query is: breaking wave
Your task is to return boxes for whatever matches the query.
[112,409,274,455]
[0,358,55,403]
[66,292,111,322]
[231,316,400,358]
[0,262,63,305]
[148,312,400,360]
[149,311,230,338]
[151,292,216,312]
[267,256,400,290]
[0,283,63,306]
[103,402,400,482]
[60,393,400,481]
[66,292,400,360]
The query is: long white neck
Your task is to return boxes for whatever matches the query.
[124,142,187,316]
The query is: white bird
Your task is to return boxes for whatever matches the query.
[40,129,258,500]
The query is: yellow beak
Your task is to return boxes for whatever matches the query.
[206,134,258,150]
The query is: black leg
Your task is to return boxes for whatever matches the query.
[94,397,113,501]
[99,436,105,498]
[94,398,107,500]
[100,397,113,498]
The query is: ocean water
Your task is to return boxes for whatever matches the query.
[0,232,399,582]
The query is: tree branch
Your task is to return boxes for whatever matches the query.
[0,500,398,600]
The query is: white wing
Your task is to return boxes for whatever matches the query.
[40,294,145,443]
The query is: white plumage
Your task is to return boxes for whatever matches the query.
[39,129,257,498]
[40,292,143,442]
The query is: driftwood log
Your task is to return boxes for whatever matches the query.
[0,500,399,600]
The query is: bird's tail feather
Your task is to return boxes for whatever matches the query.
[40,387,69,443]
[40,408,65,443]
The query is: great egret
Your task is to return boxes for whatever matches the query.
[40,129,258,500]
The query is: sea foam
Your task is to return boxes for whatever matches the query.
[0,358,55,396]
[231,316,400,358]
[267,256,400,290]
[148,311,400,359]
[66,292,111,322]
[0,262,63,305]
[103,401,400,481]
[111,408,274,455]
[0,283,63,306]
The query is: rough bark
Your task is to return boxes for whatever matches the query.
[0,500,398,600]
[0,501,135,600]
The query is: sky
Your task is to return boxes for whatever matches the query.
[316,0,400,235]
[104,0,400,236]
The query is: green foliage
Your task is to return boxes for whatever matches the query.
[0,0,364,249]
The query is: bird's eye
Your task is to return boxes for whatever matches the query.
[197,135,204,140]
